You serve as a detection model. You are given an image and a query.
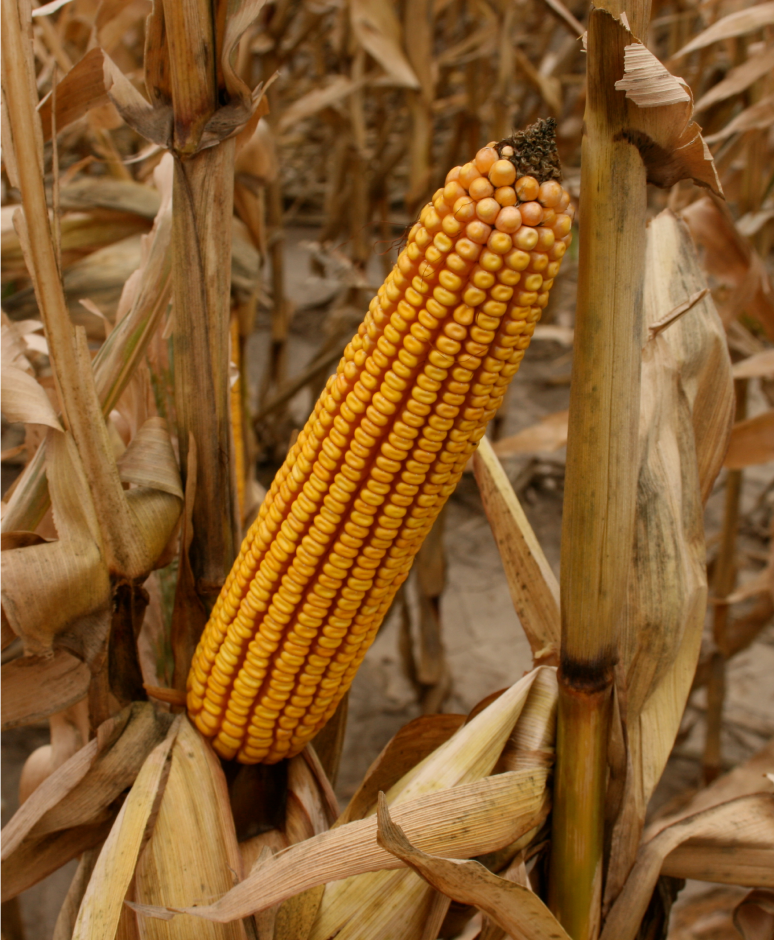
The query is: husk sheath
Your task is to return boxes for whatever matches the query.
[187,122,574,764]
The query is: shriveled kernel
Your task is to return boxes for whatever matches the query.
[536,227,555,251]
[442,215,463,237]
[463,286,487,306]
[471,267,496,290]
[489,159,516,187]
[479,249,503,272]
[456,238,482,261]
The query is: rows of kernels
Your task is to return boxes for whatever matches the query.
[187,155,572,763]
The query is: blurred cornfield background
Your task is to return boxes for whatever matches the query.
[1,0,773,937]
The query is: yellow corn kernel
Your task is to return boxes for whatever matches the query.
[187,119,571,763]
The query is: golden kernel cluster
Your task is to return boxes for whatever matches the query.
[187,143,573,764]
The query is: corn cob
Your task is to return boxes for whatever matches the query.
[187,119,573,764]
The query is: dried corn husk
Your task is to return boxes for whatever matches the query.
[133,717,247,939]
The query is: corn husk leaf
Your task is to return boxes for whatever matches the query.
[1,649,90,730]
[338,714,466,826]
[132,767,549,926]
[602,794,774,940]
[724,411,774,469]
[133,717,247,939]
[306,669,552,940]
[473,437,560,666]
[38,46,110,139]
[71,718,181,940]
[1,703,173,900]
[375,793,570,940]
[52,846,101,940]
[131,668,550,929]
[605,209,734,908]
[58,177,162,219]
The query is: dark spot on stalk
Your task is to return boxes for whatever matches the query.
[559,653,616,693]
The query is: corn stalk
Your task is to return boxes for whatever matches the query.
[549,0,651,935]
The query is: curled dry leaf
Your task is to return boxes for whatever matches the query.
[611,31,721,195]
[0,363,62,429]
[350,0,421,89]
[375,793,570,940]
[605,210,734,909]
[602,794,774,940]
[671,2,774,60]
[491,410,569,458]
[705,94,774,145]
[338,713,466,826]
[1,703,174,901]
[473,437,560,666]
[694,45,774,114]
[1,649,90,731]
[71,717,181,940]
[724,411,774,469]
[132,768,549,926]
[734,889,774,940]
[132,671,552,928]
[681,196,774,339]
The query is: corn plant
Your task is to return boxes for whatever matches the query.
[1,0,772,939]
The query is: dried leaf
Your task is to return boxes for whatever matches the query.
[705,94,774,144]
[2,703,173,900]
[1,649,90,730]
[694,45,774,114]
[613,36,721,194]
[474,438,560,665]
[38,48,111,141]
[339,714,466,826]
[1,364,63,429]
[672,3,774,59]
[375,794,570,940]
[71,718,180,940]
[350,0,420,89]
[132,768,548,924]
[133,717,247,939]
[724,411,774,469]
[734,889,774,940]
[681,197,774,338]
[605,210,734,908]
[602,794,774,940]
[492,411,568,457]
[733,349,774,380]
[117,417,184,499]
